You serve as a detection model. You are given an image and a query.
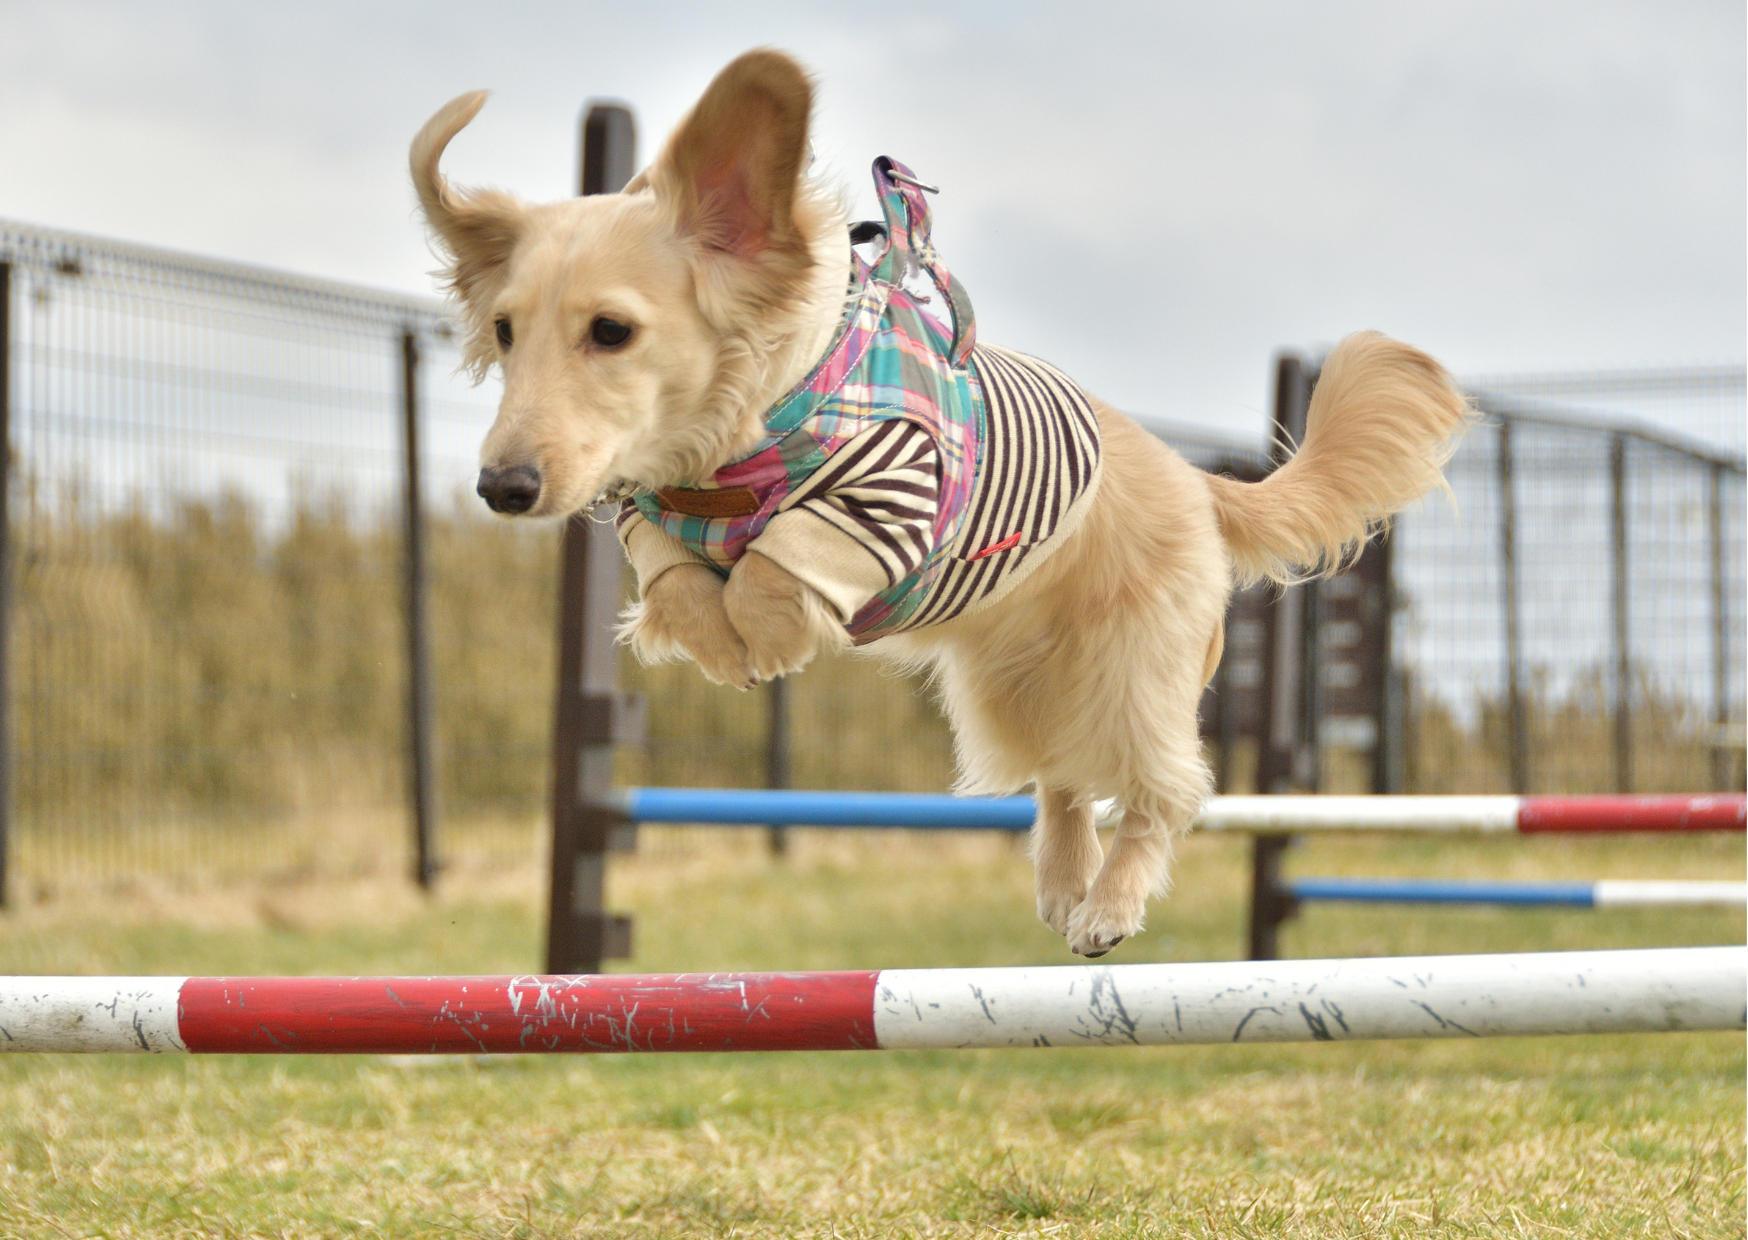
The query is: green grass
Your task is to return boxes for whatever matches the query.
[0,828,1742,1238]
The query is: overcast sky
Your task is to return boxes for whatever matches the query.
[2,0,1742,444]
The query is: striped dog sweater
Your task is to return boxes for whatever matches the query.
[617,157,1102,644]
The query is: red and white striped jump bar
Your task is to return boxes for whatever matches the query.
[623,789,1745,834]
[1196,793,1746,835]
[4,947,1740,1054]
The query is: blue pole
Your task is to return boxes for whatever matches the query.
[1288,878,1596,907]
[622,787,1037,831]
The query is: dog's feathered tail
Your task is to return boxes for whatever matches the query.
[1206,331,1475,586]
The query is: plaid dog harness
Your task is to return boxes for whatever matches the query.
[627,157,1103,643]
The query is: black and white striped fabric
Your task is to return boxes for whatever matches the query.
[781,418,940,590]
[896,344,1104,631]
[615,343,1103,641]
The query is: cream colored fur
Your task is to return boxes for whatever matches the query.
[412,49,1474,957]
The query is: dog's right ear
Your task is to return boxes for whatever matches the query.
[410,93,525,320]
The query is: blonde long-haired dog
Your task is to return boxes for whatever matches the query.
[412,50,1472,957]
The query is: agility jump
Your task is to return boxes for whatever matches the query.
[3,946,1740,1055]
[625,789,1747,914]
[6,793,1736,1053]
[621,789,1745,835]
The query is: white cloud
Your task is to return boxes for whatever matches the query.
[1,0,1740,440]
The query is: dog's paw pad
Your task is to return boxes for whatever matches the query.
[1066,902,1141,958]
[1078,935,1124,959]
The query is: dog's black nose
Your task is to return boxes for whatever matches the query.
[477,464,541,514]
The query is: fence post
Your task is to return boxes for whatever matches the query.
[1370,530,1396,795]
[1200,456,1268,794]
[1255,356,1309,799]
[1247,352,1312,959]
[544,510,640,973]
[766,678,791,856]
[0,263,10,907]
[1301,573,1323,791]
[545,102,641,974]
[580,103,637,205]
[1610,433,1631,794]
[1207,622,1230,792]
[1710,462,1729,790]
[400,329,438,889]
[1247,834,1297,962]
[1498,417,1529,793]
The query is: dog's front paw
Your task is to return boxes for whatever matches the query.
[722,551,846,681]
[1064,890,1145,959]
[618,563,756,690]
[1036,885,1084,939]
[1033,838,1104,937]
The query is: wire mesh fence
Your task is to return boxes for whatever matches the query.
[1390,398,1744,796]
[0,221,538,891]
[0,218,1741,895]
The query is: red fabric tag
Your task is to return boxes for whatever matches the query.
[968,531,1022,561]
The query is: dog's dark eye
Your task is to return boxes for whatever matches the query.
[495,317,513,350]
[591,317,632,348]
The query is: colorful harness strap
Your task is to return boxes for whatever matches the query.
[633,157,987,641]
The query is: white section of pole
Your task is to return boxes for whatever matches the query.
[1193,794,1521,833]
[1593,881,1747,908]
[0,977,187,1052]
[871,947,1745,1049]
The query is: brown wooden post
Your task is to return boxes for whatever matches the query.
[1369,530,1396,796]
[1247,834,1298,962]
[766,677,792,856]
[1300,579,1324,792]
[544,512,641,973]
[0,263,11,907]
[1198,458,1268,794]
[1247,353,1313,960]
[401,329,438,890]
[1255,356,1308,799]
[1203,632,1229,792]
[545,102,641,974]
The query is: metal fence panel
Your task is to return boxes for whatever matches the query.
[1388,402,1744,797]
[0,219,1740,892]
[0,221,525,890]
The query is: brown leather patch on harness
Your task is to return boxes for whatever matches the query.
[655,485,761,518]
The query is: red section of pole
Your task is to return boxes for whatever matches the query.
[177,973,880,1054]
[1517,795,1745,835]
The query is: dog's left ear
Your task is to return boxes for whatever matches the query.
[652,49,815,300]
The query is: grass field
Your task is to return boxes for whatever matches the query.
[0,825,1742,1238]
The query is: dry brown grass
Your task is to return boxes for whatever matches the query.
[1402,668,1740,796]
[11,492,1737,891]
[11,493,959,889]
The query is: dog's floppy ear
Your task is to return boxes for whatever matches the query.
[651,49,815,305]
[410,93,525,322]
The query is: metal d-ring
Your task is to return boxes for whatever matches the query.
[887,169,939,194]
[589,478,643,511]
